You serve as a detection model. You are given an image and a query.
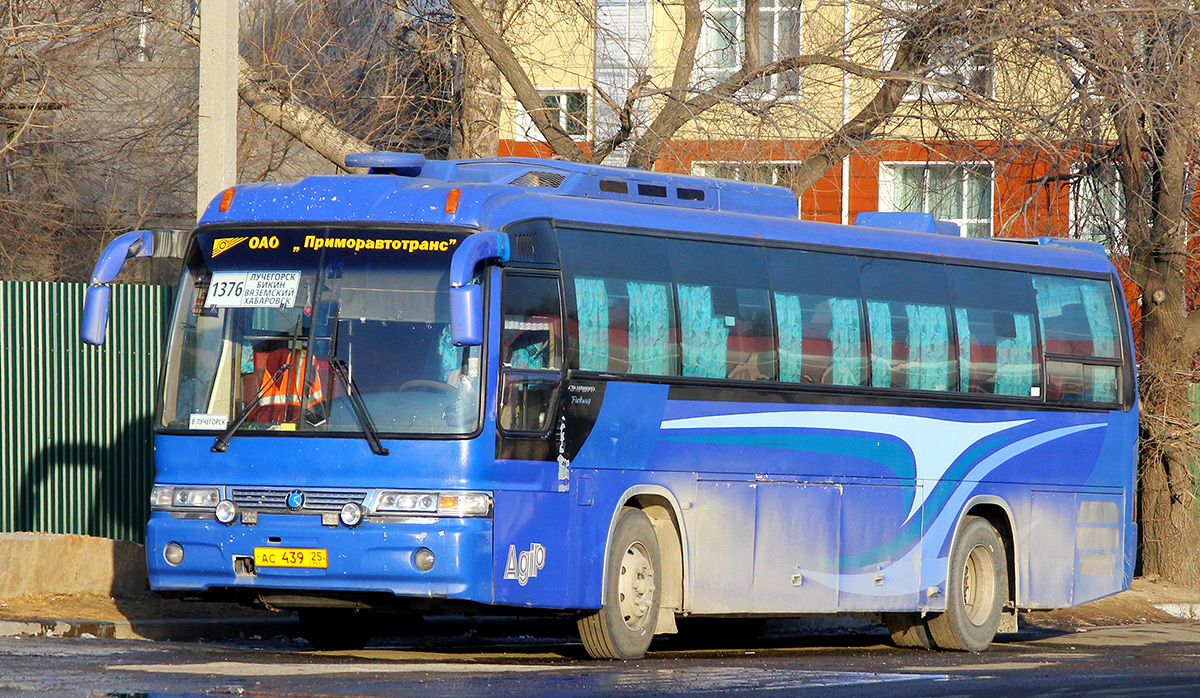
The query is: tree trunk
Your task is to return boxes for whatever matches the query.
[453,1,503,158]
[1123,104,1200,587]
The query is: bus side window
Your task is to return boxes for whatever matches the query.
[499,273,564,434]
[1033,275,1122,403]
[860,258,953,392]
[768,248,866,387]
[947,267,1040,398]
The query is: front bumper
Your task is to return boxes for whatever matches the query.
[147,511,494,604]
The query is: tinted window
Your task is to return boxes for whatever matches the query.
[860,258,954,391]
[672,241,775,380]
[560,230,678,375]
[500,274,563,370]
[947,267,1040,397]
[767,249,866,386]
[1033,275,1122,403]
[1033,275,1120,359]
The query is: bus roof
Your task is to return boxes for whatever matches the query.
[199,153,1116,277]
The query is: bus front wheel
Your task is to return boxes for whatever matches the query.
[578,507,661,660]
[927,515,1008,652]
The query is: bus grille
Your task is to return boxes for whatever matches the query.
[230,487,369,512]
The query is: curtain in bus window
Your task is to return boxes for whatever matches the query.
[955,307,972,391]
[907,304,950,391]
[1034,274,1120,403]
[867,301,893,387]
[828,297,863,386]
[1078,283,1117,402]
[627,281,672,375]
[995,314,1035,397]
[437,326,458,381]
[775,292,804,382]
[575,277,610,371]
[1079,283,1119,358]
[679,284,728,378]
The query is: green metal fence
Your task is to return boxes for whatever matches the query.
[1,281,172,543]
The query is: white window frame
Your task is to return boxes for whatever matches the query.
[878,161,995,238]
[515,89,590,142]
[1069,163,1125,251]
[699,0,803,98]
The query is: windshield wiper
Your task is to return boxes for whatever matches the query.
[328,358,389,456]
[211,358,291,453]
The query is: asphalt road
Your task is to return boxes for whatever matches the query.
[2,621,1200,697]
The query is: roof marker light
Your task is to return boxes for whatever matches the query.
[445,188,462,214]
[218,188,236,213]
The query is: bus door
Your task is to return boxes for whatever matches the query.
[497,271,566,443]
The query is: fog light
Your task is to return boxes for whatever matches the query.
[215,500,238,524]
[413,547,435,572]
[340,502,364,527]
[164,542,184,566]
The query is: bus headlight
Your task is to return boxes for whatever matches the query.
[372,491,492,517]
[413,547,435,571]
[164,542,185,565]
[214,500,238,524]
[151,487,220,510]
[437,492,492,517]
[340,502,364,527]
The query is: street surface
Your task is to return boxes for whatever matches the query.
[2,621,1199,697]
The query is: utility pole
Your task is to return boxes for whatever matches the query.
[197,0,238,219]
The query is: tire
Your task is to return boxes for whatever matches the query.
[927,515,1008,652]
[298,608,377,651]
[578,507,662,660]
[884,612,933,649]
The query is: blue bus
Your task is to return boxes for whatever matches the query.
[83,152,1137,659]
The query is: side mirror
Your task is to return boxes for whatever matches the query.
[81,229,187,345]
[447,231,509,348]
[450,284,483,347]
[81,285,113,346]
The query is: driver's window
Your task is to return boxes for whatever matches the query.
[501,274,563,370]
[499,273,563,433]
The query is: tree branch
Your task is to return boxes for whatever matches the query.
[146,10,370,172]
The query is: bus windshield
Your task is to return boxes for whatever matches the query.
[160,227,482,437]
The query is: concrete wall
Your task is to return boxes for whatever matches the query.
[0,533,147,597]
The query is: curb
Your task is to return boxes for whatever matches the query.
[0,616,298,641]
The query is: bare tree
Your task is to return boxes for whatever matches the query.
[1,0,196,281]
[445,0,1002,187]
[1041,1,1200,586]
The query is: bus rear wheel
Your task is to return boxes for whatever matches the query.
[578,507,661,660]
[927,515,1007,652]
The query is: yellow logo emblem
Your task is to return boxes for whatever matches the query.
[212,237,249,258]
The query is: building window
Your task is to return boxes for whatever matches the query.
[516,90,589,141]
[701,0,802,96]
[882,4,993,101]
[879,163,994,238]
[1070,164,1124,250]
[693,161,800,187]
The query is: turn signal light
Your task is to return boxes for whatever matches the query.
[218,187,236,212]
[445,188,462,214]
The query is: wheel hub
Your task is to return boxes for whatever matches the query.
[618,541,656,631]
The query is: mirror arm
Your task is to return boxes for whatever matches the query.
[448,231,510,347]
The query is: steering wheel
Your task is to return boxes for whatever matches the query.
[397,379,458,394]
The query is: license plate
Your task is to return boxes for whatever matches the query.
[253,547,328,569]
